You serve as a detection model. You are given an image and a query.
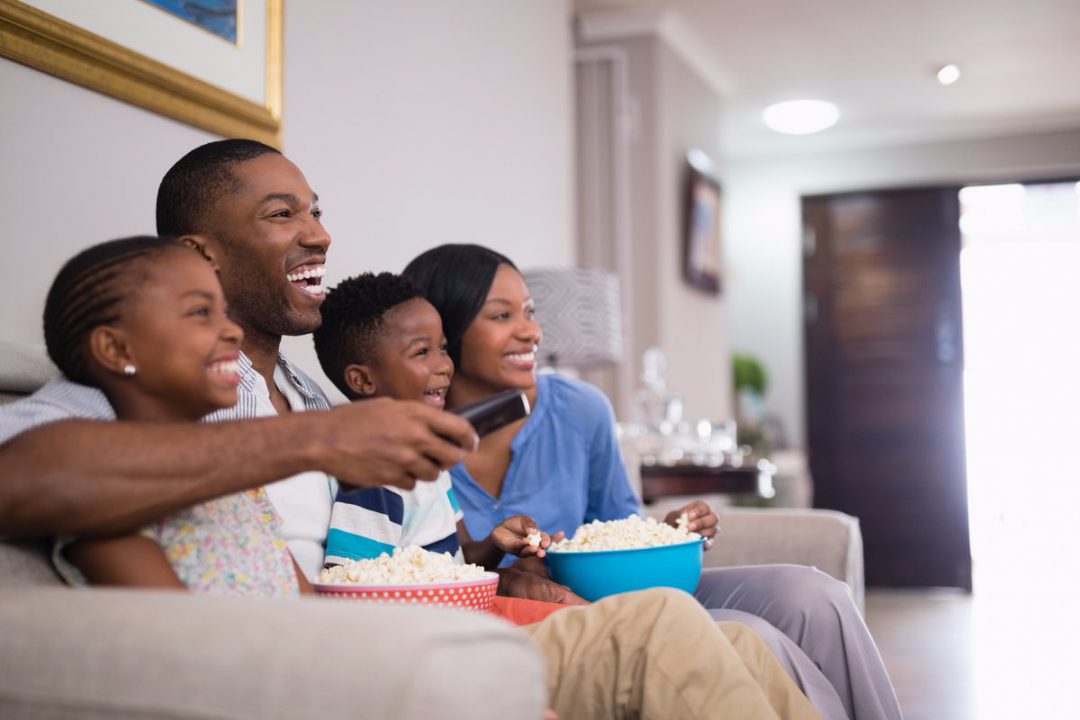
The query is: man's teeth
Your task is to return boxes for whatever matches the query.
[210,360,239,374]
[300,284,326,296]
[286,266,326,282]
[507,352,535,362]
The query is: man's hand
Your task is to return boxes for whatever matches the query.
[665,499,718,550]
[491,514,555,559]
[497,557,588,606]
[318,398,477,490]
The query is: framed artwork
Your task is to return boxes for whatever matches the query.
[0,0,282,146]
[682,149,723,295]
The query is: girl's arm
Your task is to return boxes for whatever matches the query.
[64,534,185,589]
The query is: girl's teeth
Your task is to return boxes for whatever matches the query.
[211,360,239,374]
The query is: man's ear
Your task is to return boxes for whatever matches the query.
[179,234,220,271]
[344,363,379,398]
[87,325,135,377]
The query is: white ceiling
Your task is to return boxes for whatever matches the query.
[574,0,1080,158]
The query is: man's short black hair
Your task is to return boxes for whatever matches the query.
[155,139,280,237]
[314,272,425,399]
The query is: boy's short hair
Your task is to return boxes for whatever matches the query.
[314,272,426,399]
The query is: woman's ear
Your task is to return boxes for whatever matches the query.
[178,234,220,271]
[344,364,379,398]
[87,325,135,377]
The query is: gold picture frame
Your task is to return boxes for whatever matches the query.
[0,0,282,147]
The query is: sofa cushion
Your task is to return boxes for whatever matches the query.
[0,588,544,719]
[0,540,63,588]
[0,341,58,400]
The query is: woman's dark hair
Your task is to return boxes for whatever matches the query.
[402,244,517,366]
[313,272,425,399]
[43,235,186,385]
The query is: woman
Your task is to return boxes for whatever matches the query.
[404,244,903,720]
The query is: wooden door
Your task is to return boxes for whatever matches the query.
[803,188,972,589]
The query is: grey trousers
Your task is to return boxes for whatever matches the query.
[696,564,903,720]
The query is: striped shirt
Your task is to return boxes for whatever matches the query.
[324,471,464,567]
[0,352,331,440]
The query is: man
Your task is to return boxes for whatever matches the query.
[0,140,822,720]
[0,142,474,555]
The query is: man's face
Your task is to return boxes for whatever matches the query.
[203,153,330,342]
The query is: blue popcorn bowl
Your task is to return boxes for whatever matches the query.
[543,537,705,602]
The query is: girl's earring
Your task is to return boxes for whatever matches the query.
[123,364,137,376]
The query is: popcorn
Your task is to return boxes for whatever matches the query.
[526,532,543,548]
[319,545,487,585]
[549,514,701,552]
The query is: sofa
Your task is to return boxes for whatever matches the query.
[0,340,865,718]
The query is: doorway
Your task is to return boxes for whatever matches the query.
[803,187,971,589]
[959,180,1080,592]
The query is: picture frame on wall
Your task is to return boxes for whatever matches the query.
[682,149,723,295]
[0,0,282,146]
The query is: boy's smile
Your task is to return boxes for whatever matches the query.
[366,297,453,407]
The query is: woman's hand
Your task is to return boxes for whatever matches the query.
[491,514,558,558]
[665,500,718,550]
[497,557,588,606]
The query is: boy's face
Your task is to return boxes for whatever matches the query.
[358,298,453,408]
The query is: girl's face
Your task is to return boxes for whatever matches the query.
[455,264,541,396]
[362,298,454,409]
[115,249,244,421]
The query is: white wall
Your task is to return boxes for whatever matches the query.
[0,0,574,397]
[655,41,731,424]
[279,0,575,385]
[724,127,1080,447]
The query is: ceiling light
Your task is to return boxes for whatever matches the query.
[937,64,961,85]
[762,100,839,135]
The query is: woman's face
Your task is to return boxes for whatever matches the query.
[456,264,542,395]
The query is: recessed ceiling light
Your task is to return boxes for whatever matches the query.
[762,99,839,135]
[937,64,961,85]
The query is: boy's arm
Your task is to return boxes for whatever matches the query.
[0,399,474,538]
[64,534,185,589]
[458,516,554,570]
[458,520,504,569]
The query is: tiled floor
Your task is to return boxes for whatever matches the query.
[865,583,1078,720]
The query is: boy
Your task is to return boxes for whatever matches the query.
[313,272,550,570]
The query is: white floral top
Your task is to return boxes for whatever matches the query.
[55,488,300,598]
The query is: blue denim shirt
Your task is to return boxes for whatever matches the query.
[450,373,641,566]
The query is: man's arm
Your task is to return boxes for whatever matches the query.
[0,398,475,538]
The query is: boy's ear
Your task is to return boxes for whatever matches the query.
[344,363,379,398]
[179,234,220,271]
[87,325,135,377]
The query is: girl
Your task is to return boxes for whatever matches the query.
[45,236,308,596]
[404,244,902,720]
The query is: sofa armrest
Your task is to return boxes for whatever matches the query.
[641,502,864,613]
[0,588,546,720]
[705,508,864,614]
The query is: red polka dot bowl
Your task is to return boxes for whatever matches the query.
[313,572,499,611]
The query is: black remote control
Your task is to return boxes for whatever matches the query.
[453,388,530,437]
